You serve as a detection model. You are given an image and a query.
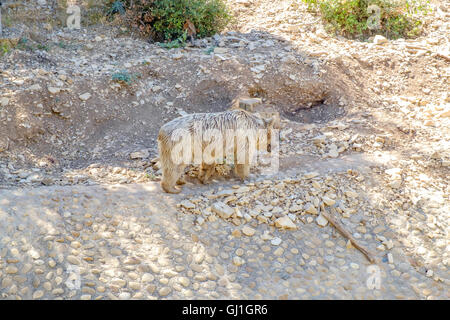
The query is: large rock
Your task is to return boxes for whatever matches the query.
[373,35,388,45]
[238,98,262,112]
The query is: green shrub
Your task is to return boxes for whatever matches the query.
[302,0,430,39]
[0,43,11,57]
[158,31,188,49]
[107,0,231,41]
[15,38,30,51]
[111,70,140,85]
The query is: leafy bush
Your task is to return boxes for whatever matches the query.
[107,0,231,42]
[302,0,430,39]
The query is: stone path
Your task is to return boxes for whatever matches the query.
[1,156,447,300]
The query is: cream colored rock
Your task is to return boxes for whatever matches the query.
[322,196,336,206]
[316,214,328,227]
[304,172,319,179]
[66,255,80,265]
[232,256,245,266]
[211,201,234,219]
[214,47,229,54]
[0,97,9,107]
[130,150,149,159]
[304,203,318,215]
[33,290,44,299]
[242,226,256,236]
[47,87,61,94]
[289,204,302,212]
[373,35,388,45]
[79,92,91,101]
[274,216,297,230]
[180,200,195,209]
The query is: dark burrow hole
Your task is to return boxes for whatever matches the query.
[281,101,347,124]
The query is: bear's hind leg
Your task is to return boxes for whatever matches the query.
[199,164,215,184]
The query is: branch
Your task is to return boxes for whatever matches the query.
[322,207,377,263]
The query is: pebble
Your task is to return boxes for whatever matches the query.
[271,237,282,246]
[47,87,61,94]
[142,273,154,282]
[273,248,284,256]
[180,200,195,209]
[305,203,318,215]
[32,290,44,299]
[179,277,190,287]
[322,196,336,206]
[66,255,81,265]
[233,256,245,266]
[304,172,319,179]
[119,292,131,300]
[316,214,328,227]
[0,97,10,107]
[387,253,394,264]
[5,266,18,274]
[325,240,335,247]
[242,226,256,236]
[129,282,141,290]
[350,263,359,270]
[275,216,297,230]
[79,92,91,101]
[29,249,40,259]
[158,287,172,297]
[110,248,122,256]
[52,288,64,295]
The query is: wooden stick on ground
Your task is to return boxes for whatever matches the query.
[321,208,377,264]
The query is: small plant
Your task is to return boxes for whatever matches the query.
[0,42,11,57]
[204,46,215,55]
[2,15,13,28]
[111,70,139,85]
[145,172,157,180]
[56,41,67,49]
[37,43,50,51]
[158,30,188,49]
[301,0,430,39]
[16,37,33,51]
[107,0,126,16]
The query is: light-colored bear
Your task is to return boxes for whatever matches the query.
[157,109,278,193]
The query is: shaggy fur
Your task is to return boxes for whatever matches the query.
[158,109,276,193]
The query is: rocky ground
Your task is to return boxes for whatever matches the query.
[0,0,448,299]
